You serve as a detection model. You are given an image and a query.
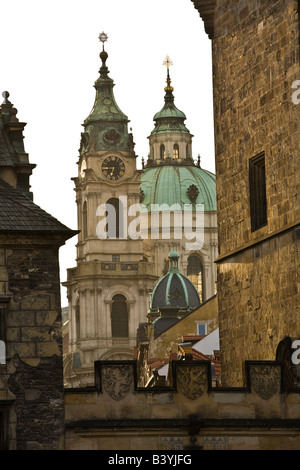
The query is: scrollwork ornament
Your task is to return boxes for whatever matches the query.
[177,365,206,400]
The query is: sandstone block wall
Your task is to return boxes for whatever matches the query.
[195,0,300,385]
[212,0,299,254]
[0,238,65,449]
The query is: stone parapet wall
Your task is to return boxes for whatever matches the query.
[64,360,300,450]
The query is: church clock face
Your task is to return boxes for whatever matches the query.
[101,155,125,181]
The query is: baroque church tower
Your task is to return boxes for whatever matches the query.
[64,35,157,386]
[140,56,217,305]
[64,36,217,387]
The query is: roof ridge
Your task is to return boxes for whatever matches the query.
[0,178,75,233]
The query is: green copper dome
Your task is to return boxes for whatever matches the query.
[84,48,129,126]
[148,250,201,319]
[140,165,216,212]
[81,41,132,154]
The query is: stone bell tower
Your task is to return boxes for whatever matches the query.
[63,34,157,387]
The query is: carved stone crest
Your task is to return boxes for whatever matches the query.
[250,365,280,400]
[177,365,206,400]
[187,184,199,203]
[103,364,133,400]
[103,128,120,145]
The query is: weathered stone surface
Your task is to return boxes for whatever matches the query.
[210,0,300,386]
[64,360,300,450]
[0,242,67,449]
[7,355,64,450]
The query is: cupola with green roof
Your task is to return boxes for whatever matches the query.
[146,56,193,165]
[79,32,134,156]
[140,57,216,213]
[148,250,201,325]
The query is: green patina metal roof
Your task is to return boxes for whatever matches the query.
[84,49,128,125]
[140,165,216,211]
[150,68,190,136]
[81,45,131,154]
[149,250,201,318]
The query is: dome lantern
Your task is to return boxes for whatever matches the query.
[147,250,201,325]
[147,57,194,166]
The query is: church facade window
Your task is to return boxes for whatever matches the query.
[187,255,204,302]
[82,201,87,239]
[106,197,124,238]
[160,144,166,159]
[75,299,80,341]
[186,144,190,159]
[173,144,179,159]
[249,152,267,232]
[111,294,128,338]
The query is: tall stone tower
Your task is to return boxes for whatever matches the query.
[192,0,300,386]
[64,34,157,387]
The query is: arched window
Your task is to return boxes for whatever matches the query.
[276,337,299,389]
[173,144,179,159]
[82,201,87,240]
[160,144,166,159]
[111,294,128,338]
[75,299,80,341]
[187,256,204,302]
[106,198,124,238]
[186,144,190,159]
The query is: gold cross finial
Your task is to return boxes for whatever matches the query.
[163,55,173,70]
[163,55,173,91]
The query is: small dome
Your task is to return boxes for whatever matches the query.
[148,251,201,319]
[151,102,189,136]
[140,165,216,212]
[150,66,190,136]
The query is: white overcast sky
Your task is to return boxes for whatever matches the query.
[0,0,214,305]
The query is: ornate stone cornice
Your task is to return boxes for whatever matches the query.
[191,0,216,39]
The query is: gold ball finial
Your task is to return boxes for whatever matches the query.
[99,32,109,62]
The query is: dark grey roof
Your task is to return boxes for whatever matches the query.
[0,128,14,166]
[0,178,77,238]
[151,272,200,311]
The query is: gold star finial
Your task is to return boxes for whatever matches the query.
[99,32,108,44]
